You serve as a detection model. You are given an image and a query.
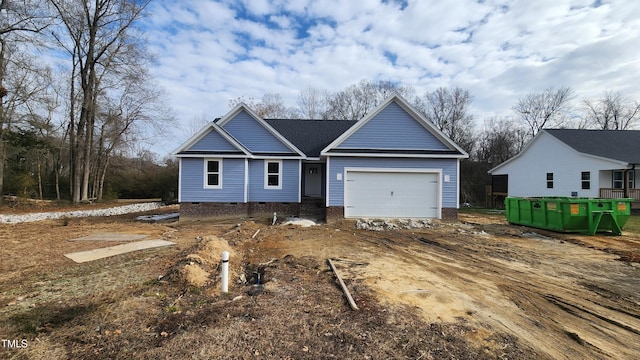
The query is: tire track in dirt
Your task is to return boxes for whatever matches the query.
[337,224,640,360]
[211,217,640,359]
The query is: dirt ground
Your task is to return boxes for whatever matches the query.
[0,206,639,359]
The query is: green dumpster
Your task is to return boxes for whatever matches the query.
[505,197,633,235]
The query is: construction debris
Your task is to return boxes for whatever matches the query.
[327,258,358,311]
[356,218,434,231]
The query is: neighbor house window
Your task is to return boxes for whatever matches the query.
[204,159,222,189]
[546,173,553,189]
[613,170,635,189]
[265,160,281,189]
[581,171,590,190]
[613,171,623,189]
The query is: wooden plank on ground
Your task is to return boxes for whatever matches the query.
[64,240,175,263]
[327,258,359,310]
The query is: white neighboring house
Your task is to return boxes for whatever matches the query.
[489,129,640,206]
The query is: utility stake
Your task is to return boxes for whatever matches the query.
[327,258,359,310]
[221,251,229,293]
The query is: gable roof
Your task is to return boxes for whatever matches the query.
[174,94,470,160]
[172,122,251,157]
[545,129,640,164]
[321,94,468,158]
[265,119,357,157]
[489,129,640,174]
[216,103,305,157]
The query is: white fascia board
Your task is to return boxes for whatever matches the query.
[325,156,331,208]
[456,159,460,209]
[173,154,250,159]
[178,158,182,202]
[320,152,468,159]
[298,160,302,203]
[252,155,306,160]
[244,158,248,203]
[217,103,306,157]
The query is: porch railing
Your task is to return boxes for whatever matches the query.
[599,188,640,201]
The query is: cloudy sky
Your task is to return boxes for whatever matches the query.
[143,0,640,156]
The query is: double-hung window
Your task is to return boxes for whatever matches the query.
[581,171,590,190]
[613,170,635,189]
[546,173,553,189]
[204,159,222,189]
[613,171,623,189]
[265,160,282,189]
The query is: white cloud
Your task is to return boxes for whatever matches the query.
[142,0,640,156]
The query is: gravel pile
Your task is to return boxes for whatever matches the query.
[356,218,434,231]
[0,202,165,224]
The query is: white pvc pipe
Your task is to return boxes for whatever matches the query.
[221,251,229,293]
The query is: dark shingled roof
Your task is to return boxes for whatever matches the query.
[545,129,640,164]
[265,119,358,157]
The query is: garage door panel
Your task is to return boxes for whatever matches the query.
[345,170,439,218]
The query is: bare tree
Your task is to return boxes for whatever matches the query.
[254,93,299,118]
[91,66,170,200]
[49,0,152,202]
[0,0,50,197]
[0,0,50,36]
[297,86,329,119]
[229,93,298,118]
[475,117,527,164]
[414,87,475,153]
[181,113,212,140]
[512,86,574,139]
[324,79,414,120]
[582,90,640,130]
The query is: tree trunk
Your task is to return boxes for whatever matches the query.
[68,46,81,203]
[37,154,43,200]
[55,158,60,200]
[0,140,5,199]
[0,38,6,198]
[80,74,98,202]
[97,154,110,201]
[80,116,93,201]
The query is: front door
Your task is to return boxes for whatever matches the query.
[304,164,322,197]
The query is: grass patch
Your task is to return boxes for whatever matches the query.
[623,214,640,234]
[459,207,505,215]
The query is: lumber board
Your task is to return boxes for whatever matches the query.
[327,258,359,310]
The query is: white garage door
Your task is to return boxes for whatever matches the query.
[344,170,440,218]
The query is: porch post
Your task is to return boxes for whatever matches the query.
[624,169,629,198]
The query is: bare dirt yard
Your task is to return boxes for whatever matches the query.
[1,205,639,359]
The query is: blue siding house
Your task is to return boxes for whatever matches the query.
[173,95,468,221]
